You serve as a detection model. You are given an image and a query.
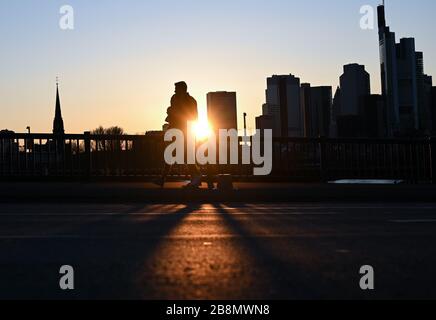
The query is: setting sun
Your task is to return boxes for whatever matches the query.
[192,120,213,141]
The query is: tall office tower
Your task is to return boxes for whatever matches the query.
[396,38,419,132]
[261,103,281,137]
[265,74,303,137]
[378,4,431,136]
[255,115,274,133]
[311,86,332,137]
[339,64,371,116]
[422,74,433,133]
[207,91,238,131]
[432,87,436,134]
[300,83,312,137]
[335,64,370,138]
[330,87,341,137]
[301,84,332,137]
[378,4,399,136]
[416,51,434,133]
[363,94,386,138]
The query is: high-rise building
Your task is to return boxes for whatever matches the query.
[330,87,341,137]
[207,91,238,131]
[301,84,332,137]
[335,91,386,138]
[423,74,433,132]
[334,64,371,138]
[53,82,65,135]
[339,64,371,116]
[300,83,311,137]
[396,38,419,132]
[378,4,400,136]
[378,4,432,136]
[432,87,436,134]
[416,52,433,134]
[255,115,274,133]
[261,103,281,137]
[265,74,303,137]
[363,94,386,138]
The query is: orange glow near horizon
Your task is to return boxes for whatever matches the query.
[192,119,213,141]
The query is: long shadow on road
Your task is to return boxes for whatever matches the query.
[214,203,334,299]
[0,204,199,300]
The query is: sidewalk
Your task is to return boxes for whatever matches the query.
[1,182,436,203]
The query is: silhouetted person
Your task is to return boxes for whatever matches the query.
[156,82,202,188]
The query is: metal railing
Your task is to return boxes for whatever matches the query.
[1,132,435,183]
[269,137,434,183]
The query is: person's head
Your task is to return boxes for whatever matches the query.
[175,81,188,94]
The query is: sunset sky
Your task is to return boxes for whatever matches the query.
[1,0,435,134]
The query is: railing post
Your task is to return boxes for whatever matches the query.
[319,136,328,182]
[429,137,436,184]
[84,131,91,178]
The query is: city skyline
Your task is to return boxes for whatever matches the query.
[1,0,436,134]
[2,1,436,303]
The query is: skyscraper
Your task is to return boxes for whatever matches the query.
[207,91,238,131]
[339,64,371,116]
[330,87,341,137]
[264,74,303,137]
[363,94,386,138]
[396,38,419,131]
[261,103,281,137]
[335,64,371,137]
[53,82,65,135]
[378,4,432,136]
[301,84,332,137]
[416,52,433,133]
[300,83,312,137]
[432,87,436,134]
[255,115,274,133]
[378,4,399,136]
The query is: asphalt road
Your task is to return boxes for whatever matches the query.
[0,202,436,300]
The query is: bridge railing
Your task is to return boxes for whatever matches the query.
[0,132,435,183]
[264,137,434,183]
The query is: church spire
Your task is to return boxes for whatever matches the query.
[53,78,65,135]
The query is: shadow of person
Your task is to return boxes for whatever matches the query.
[38,203,201,299]
[213,203,328,299]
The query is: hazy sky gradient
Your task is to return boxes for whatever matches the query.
[1,0,435,133]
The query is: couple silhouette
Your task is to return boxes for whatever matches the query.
[155,81,209,189]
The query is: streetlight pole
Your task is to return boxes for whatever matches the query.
[243,113,247,138]
[25,126,31,153]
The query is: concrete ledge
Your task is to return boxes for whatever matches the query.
[1,182,436,203]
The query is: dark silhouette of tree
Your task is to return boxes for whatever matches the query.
[91,126,106,136]
[91,126,125,151]
[91,126,124,136]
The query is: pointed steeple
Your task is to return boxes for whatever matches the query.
[53,79,65,135]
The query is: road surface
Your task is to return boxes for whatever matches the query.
[0,202,435,299]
